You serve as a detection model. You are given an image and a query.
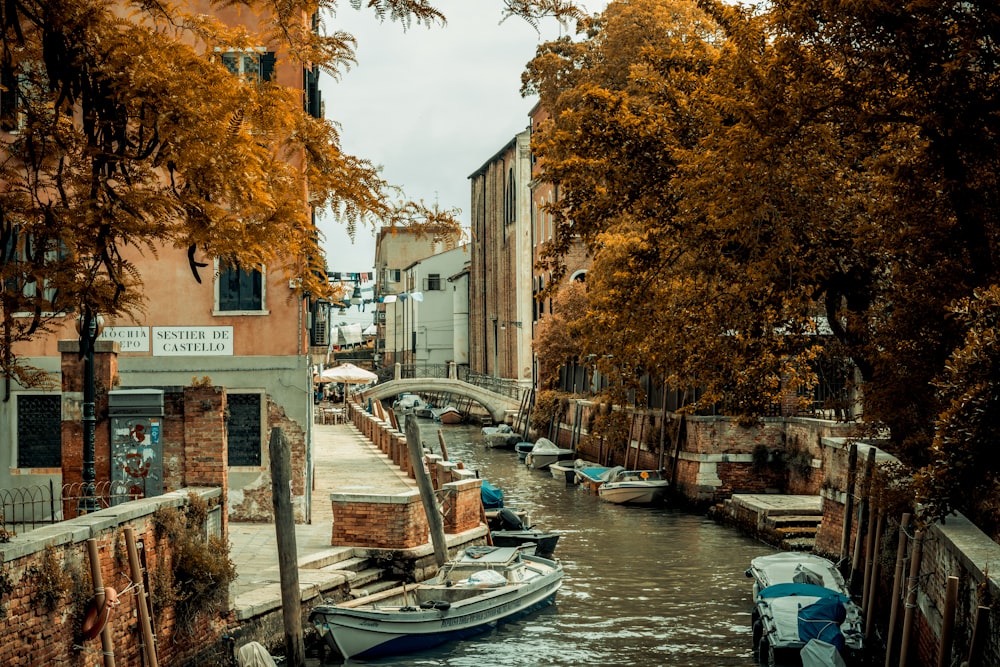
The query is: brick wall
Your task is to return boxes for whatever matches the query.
[0,489,230,667]
[330,491,430,548]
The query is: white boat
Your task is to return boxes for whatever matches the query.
[482,424,521,449]
[524,438,574,470]
[596,467,670,505]
[309,546,563,660]
[745,552,864,666]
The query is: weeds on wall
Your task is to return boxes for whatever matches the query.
[151,493,236,636]
[25,544,73,611]
[0,564,13,619]
[530,390,570,436]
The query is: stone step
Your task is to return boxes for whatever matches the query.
[320,555,371,574]
[349,577,405,599]
[764,514,823,530]
[773,525,819,539]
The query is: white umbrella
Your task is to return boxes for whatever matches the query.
[320,362,377,384]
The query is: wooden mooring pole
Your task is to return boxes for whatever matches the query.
[269,427,306,667]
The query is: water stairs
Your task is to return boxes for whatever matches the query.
[710,494,823,551]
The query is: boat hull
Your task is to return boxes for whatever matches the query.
[310,550,563,660]
[597,481,669,505]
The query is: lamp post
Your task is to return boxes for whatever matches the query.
[76,311,104,514]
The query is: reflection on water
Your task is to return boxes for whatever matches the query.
[318,420,774,667]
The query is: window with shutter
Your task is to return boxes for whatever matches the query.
[227,393,262,467]
[17,395,62,468]
[218,262,264,311]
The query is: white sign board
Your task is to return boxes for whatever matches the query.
[152,326,234,356]
[101,326,150,352]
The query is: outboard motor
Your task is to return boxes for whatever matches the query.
[498,508,524,531]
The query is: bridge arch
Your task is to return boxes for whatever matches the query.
[361,378,521,424]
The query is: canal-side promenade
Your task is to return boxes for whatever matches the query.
[228,421,416,613]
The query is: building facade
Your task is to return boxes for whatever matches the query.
[399,246,471,367]
[1,4,326,524]
[468,128,534,386]
[374,226,455,368]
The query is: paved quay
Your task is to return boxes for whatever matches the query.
[228,420,417,616]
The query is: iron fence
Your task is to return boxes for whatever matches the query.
[1,480,142,535]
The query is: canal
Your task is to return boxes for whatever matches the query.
[327,419,776,666]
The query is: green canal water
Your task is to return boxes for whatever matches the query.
[311,419,775,666]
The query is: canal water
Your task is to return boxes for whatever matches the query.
[321,419,776,667]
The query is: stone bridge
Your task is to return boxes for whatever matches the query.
[361,378,522,424]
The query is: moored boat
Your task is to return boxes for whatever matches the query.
[746,552,864,666]
[433,406,464,424]
[524,438,574,470]
[515,441,534,462]
[482,424,521,449]
[596,468,670,505]
[309,546,563,660]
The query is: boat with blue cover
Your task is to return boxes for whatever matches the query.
[746,552,864,666]
[308,546,563,660]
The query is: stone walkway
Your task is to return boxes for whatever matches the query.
[228,420,416,608]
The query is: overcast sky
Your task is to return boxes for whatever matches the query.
[316,1,607,276]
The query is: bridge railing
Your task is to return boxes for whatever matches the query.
[372,364,527,401]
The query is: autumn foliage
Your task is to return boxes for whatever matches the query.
[525,0,1000,530]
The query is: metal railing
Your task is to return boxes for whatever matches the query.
[371,363,527,401]
[1,480,142,535]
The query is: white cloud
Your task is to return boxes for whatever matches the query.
[316,1,605,272]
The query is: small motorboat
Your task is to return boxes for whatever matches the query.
[489,508,560,559]
[525,438,574,470]
[746,552,864,666]
[548,461,576,483]
[597,467,670,505]
[575,465,612,494]
[515,441,534,462]
[309,546,563,660]
[481,479,504,511]
[482,424,521,449]
[432,405,464,424]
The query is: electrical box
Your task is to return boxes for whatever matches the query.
[109,389,165,501]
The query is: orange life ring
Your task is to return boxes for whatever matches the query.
[81,587,118,641]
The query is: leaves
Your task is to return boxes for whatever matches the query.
[527,0,1000,529]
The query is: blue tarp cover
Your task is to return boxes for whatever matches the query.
[481,480,504,509]
[759,583,849,650]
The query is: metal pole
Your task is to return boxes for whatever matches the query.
[80,314,99,514]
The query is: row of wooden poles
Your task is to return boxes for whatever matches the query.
[841,446,990,667]
[83,527,158,667]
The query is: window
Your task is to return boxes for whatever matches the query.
[219,50,276,83]
[4,227,66,314]
[227,393,262,467]
[17,395,62,468]
[218,262,264,312]
[426,273,441,291]
[389,268,401,283]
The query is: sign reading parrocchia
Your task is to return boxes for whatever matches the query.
[151,326,234,356]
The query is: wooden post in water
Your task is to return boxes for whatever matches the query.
[864,510,885,638]
[962,605,990,667]
[851,447,877,592]
[898,529,924,667]
[840,443,859,563]
[86,538,116,667]
[657,384,668,470]
[405,416,448,567]
[124,527,158,667]
[269,427,306,667]
[884,513,911,667]
[436,429,450,462]
[937,575,959,667]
